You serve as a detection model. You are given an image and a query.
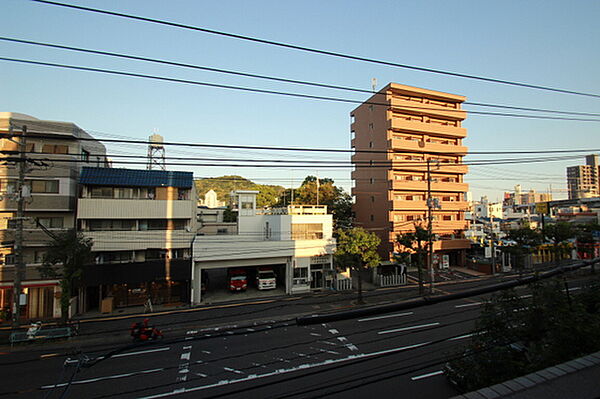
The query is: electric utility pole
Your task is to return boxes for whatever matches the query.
[490,215,496,275]
[12,125,27,326]
[426,159,434,294]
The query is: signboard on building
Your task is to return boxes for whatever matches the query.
[442,255,450,269]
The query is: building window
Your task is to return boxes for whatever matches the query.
[370,214,374,222]
[41,144,69,154]
[406,215,415,221]
[89,219,135,231]
[146,249,168,260]
[34,250,47,263]
[91,186,113,198]
[350,114,355,123]
[443,215,453,221]
[370,178,374,184]
[369,123,374,131]
[31,180,59,193]
[96,251,134,264]
[291,223,323,240]
[81,149,90,163]
[369,141,373,148]
[38,217,64,228]
[371,196,375,203]
[394,214,403,222]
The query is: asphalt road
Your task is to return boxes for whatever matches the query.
[0,272,594,399]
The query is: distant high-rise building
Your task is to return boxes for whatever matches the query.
[351,83,470,267]
[504,184,552,206]
[567,154,600,199]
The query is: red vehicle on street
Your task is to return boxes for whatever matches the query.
[228,269,248,292]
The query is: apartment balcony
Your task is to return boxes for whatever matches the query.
[389,97,467,120]
[388,221,469,240]
[435,238,471,251]
[431,220,469,232]
[0,195,74,212]
[388,137,467,155]
[388,119,467,138]
[0,229,57,247]
[390,180,469,192]
[390,160,468,174]
[392,200,428,211]
[391,200,469,212]
[83,230,196,252]
[78,199,195,219]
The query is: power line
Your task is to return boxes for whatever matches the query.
[29,0,600,99]
[2,36,600,118]
[2,56,600,123]
[5,127,599,156]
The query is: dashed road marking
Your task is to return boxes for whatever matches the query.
[411,370,443,381]
[454,302,481,308]
[358,312,414,322]
[378,322,440,335]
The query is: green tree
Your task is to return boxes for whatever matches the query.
[195,176,284,208]
[335,228,381,304]
[445,278,600,392]
[505,226,543,269]
[38,229,93,322]
[395,225,432,295]
[222,205,237,223]
[280,176,354,230]
[543,222,575,265]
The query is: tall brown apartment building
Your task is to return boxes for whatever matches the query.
[567,155,600,199]
[351,83,470,267]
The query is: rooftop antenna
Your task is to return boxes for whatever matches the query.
[147,129,166,170]
[371,78,378,92]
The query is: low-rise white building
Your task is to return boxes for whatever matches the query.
[191,191,336,304]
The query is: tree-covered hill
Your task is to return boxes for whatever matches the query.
[194,175,284,208]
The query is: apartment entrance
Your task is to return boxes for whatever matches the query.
[310,269,324,289]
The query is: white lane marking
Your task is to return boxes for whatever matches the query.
[178,368,189,374]
[378,322,440,335]
[95,347,170,360]
[519,294,532,299]
[201,350,211,354]
[223,367,244,375]
[137,342,430,399]
[358,312,414,322]
[195,373,207,378]
[346,344,359,351]
[328,329,339,334]
[411,370,443,381]
[450,333,474,341]
[568,287,581,291]
[337,337,348,343]
[41,368,163,389]
[183,346,192,350]
[180,353,191,361]
[186,330,197,335]
[454,302,481,308]
[310,333,321,337]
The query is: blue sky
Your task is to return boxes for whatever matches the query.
[1,0,599,201]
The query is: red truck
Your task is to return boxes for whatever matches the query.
[228,269,248,292]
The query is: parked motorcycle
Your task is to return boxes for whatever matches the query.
[130,318,163,342]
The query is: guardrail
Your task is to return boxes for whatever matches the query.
[9,326,72,345]
[335,278,353,291]
[377,274,407,287]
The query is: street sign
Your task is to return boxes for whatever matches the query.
[592,230,600,239]
[535,202,549,215]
